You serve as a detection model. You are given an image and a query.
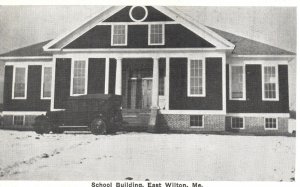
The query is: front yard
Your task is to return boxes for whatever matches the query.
[0,130,295,181]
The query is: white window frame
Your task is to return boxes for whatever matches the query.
[129,6,148,22]
[41,65,52,100]
[148,24,165,45]
[230,116,245,129]
[190,115,204,128]
[264,117,278,130]
[13,115,25,126]
[229,64,246,100]
[70,59,88,96]
[187,58,206,97]
[111,24,128,46]
[262,64,279,101]
[12,65,28,100]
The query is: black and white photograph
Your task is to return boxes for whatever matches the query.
[0,0,298,185]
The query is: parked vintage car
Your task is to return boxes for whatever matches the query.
[32,94,123,135]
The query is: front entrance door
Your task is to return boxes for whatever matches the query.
[122,59,153,110]
[129,78,152,109]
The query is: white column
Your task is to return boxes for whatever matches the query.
[151,57,159,109]
[115,57,122,95]
[165,57,170,110]
[104,58,110,94]
[222,55,226,113]
[50,58,56,111]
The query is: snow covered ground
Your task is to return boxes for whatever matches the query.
[0,130,295,181]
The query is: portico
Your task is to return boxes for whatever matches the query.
[105,56,163,132]
[113,57,162,110]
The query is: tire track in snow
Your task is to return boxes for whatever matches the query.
[0,138,93,178]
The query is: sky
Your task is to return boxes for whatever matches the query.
[0,6,297,109]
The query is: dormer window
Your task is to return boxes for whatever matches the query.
[148,24,165,45]
[111,25,127,46]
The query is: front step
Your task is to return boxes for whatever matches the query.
[122,109,150,114]
[122,109,151,131]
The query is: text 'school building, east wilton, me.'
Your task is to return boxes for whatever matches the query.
[0,6,295,134]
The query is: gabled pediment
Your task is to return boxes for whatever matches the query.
[44,6,235,51]
[64,23,215,49]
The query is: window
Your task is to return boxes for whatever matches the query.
[231,117,244,129]
[188,59,205,97]
[262,65,278,100]
[265,118,277,130]
[13,115,25,126]
[230,65,245,100]
[111,25,127,46]
[41,66,52,99]
[148,24,164,45]
[12,66,27,99]
[71,60,88,96]
[190,115,204,128]
[129,6,148,22]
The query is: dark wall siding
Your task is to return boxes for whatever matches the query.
[27,66,50,110]
[104,6,174,22]
[3,65,50,111]
[65,24,214,49]
[278,65,289,111]
[169,58,186,109]
[54,58,71,109]
[66,25,111,48]
[166,24,214,48]
[128,25,148,48]
[104,6,133,22]
[169,57,223,110]
[109,58,116,94]
[226,64,289,113]
[3,66,13,110]
[88,58,106,94]
[145,6,174,22]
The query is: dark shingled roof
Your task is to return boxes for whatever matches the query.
[0,40,52,57]
[208,27,295,55]
[0,27,295,57]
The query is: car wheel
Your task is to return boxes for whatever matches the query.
[33,115,51,134]
[90,118,107,135]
